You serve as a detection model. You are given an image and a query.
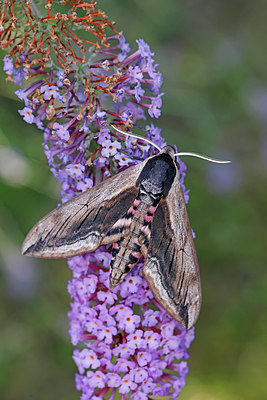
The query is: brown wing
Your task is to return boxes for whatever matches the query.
[142,172,201,329]
[22,161,147,258]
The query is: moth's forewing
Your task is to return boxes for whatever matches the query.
[142,166,201,329]
[22,162,145,258]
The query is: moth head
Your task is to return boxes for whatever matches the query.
[159,145,176,160]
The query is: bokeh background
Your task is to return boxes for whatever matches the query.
[0,1,266,399]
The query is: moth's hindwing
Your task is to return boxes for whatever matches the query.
[22,161,146,258]
[142,169,201,330]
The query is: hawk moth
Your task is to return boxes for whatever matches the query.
[22,145,201,329]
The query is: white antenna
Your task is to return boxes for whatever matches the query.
[174,152,231,164]
[110,124,161,151]
[110,124,231,164]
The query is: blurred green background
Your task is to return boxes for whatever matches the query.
[0,1,266,399]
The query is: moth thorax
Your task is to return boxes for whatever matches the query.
[140,179,163,199]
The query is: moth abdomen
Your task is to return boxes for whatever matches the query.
[109,196,155,288]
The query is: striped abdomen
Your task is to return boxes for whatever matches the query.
[109,195,157,289]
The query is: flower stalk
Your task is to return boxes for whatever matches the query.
[1,1,194,398]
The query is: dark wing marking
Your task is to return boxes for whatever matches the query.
[102,203,136,244]
[22,161,147,258]
[142,172,201,329]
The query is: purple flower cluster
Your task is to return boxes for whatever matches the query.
[1,2,195,398]
[68,252,194,399]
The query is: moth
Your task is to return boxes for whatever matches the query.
[22,127,230,329]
